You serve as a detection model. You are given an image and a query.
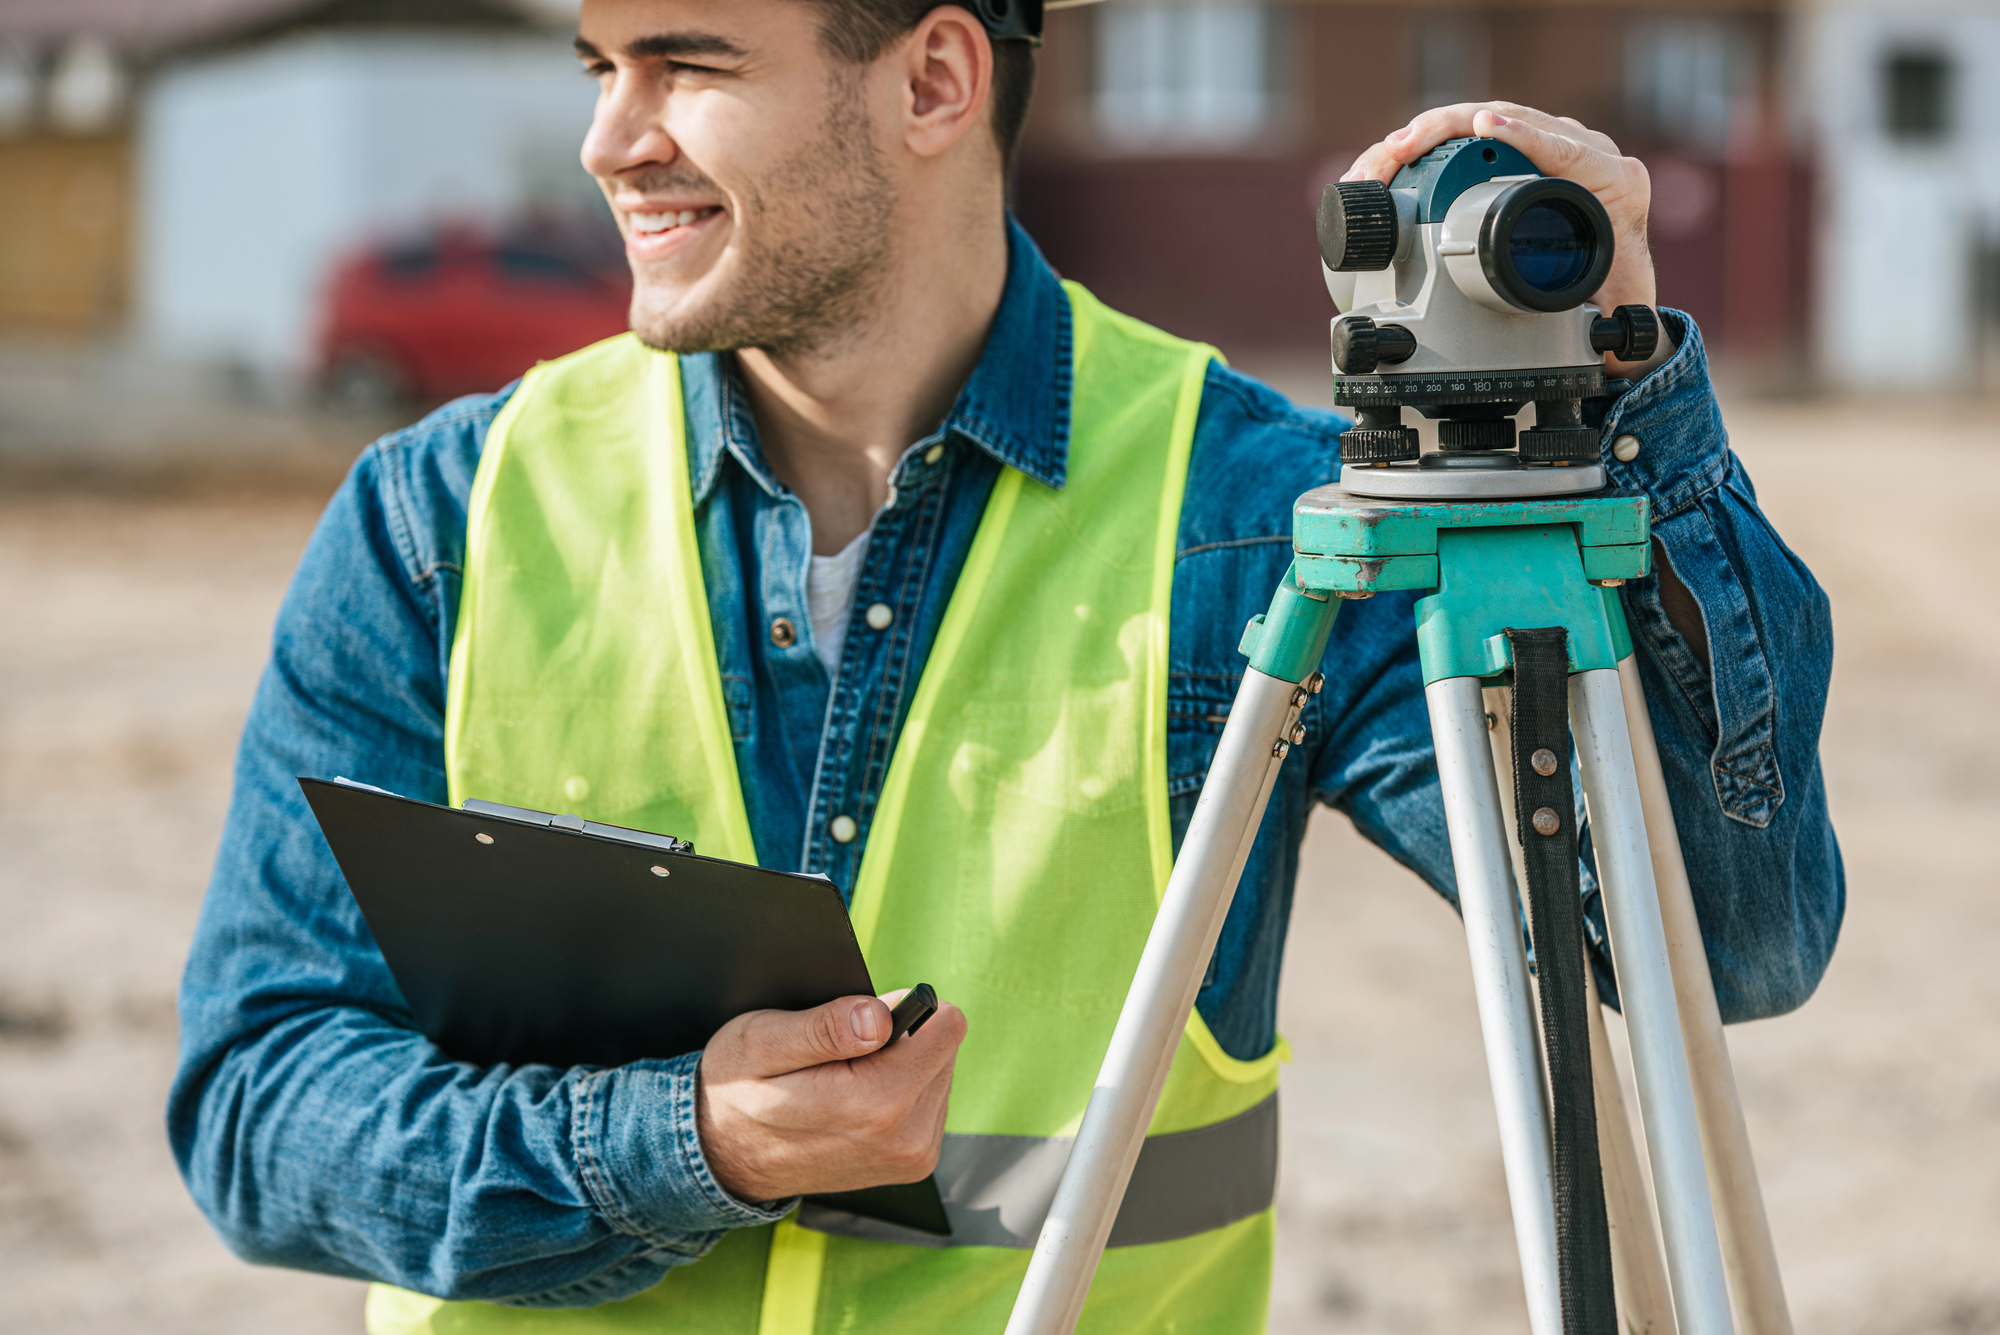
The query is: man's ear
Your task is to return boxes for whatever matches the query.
[899,6,994,160]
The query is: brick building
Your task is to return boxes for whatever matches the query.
[1015,1,1811,379]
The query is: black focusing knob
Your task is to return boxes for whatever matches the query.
[1318,180,1399,272]
[1332,316,1378,374]
[1590,305,1661,361]
[1331,317,1416,376]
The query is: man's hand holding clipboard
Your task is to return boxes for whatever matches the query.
[696,984,962,1204]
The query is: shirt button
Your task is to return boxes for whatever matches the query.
[829,814,858,843]
[864,602,894,631]
[770,617,796,648]
[924,444,944,465]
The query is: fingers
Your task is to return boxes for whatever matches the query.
[1474,109,1593,181]
[1341,101,1622,186]
[792,1000,964,1118]
[1342,102,1493,183]
[869,1000,966,1085]
[717,994,895,1080]
[696,1001,968,1200]
[860,1024,963,1182]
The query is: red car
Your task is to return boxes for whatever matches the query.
[317,222,633,410]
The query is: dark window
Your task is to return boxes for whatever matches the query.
[1978,237,2000,327]
[495,247,595,285]
[1882,49,1952,141]
[379,243,440,279]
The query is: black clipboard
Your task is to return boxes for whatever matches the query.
[299,776,950,1236]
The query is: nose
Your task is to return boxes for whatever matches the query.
[580,66,677,185]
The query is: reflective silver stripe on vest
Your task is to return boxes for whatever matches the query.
[797,1093,1277,1249]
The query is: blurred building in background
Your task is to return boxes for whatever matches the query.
[0,10,145,336]
[0,0,1996,410]
[144,0,603,391]
[1798,0,2000,391]
[0,0,602,402]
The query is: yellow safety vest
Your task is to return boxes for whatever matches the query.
[374,284,1284,1334]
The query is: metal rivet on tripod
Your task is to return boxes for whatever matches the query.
[1485,712,1497,731]
[1531,806,1561,836]
[1305,672,1324,694]
[1271,740,1291,758]
[1531,748,1559,777]
[1290,723,1307,745]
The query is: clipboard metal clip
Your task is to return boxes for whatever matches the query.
[460,797,695,855]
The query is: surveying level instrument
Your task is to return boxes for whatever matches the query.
[1003,138,1794,1335]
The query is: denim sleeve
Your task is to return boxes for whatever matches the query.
[1591,311,1843,1020]
[168,404,792,1307]
[1307,312,1842,1024]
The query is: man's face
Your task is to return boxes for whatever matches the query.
[577,0,896,357]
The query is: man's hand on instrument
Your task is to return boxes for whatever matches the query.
[697,988,967,1202]
[1344,102,1672,379]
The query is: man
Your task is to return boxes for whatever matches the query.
[171,1,1844,1331]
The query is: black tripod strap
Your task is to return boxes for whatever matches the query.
[1505,627,1617,1335]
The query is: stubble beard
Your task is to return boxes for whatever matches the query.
[627,75,896,362]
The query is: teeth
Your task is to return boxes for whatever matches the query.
[631,208,708,233]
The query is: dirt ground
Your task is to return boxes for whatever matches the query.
[1,387,1995,1333]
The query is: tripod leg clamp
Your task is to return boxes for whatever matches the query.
[1239,563,1342,683]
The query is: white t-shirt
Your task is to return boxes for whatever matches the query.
[806,530,869,676]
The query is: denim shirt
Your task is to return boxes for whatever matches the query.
[170,220,1843,1306]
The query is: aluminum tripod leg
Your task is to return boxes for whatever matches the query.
[1572,669,1734,1335]
[1619,658,1794,1335]
[1428,676,1561,1335]
[1003,666,1311,1335]
[1586,960,1677,1334]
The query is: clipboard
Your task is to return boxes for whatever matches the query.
[299,776,950,1236]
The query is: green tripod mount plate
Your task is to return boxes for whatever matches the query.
[1239,483,1650,685]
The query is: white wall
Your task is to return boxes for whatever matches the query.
[1801,3,2000,389]
[140,29,600,388]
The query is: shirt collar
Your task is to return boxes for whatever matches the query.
[679,215,1071,505]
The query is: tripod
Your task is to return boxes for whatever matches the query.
[1001,462,1793,1335]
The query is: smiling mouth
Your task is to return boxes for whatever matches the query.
[629,207,722,235]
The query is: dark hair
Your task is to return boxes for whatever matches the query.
[804,2,1037,173]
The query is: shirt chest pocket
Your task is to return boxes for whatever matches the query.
[1167,672,1237,799]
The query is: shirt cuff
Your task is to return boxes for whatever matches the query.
[1590,309,1729,520]
[570,1052,799,1244]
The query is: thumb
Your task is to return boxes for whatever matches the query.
[728,995,892,1078]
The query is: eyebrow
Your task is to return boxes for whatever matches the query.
[573,31,748,62]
